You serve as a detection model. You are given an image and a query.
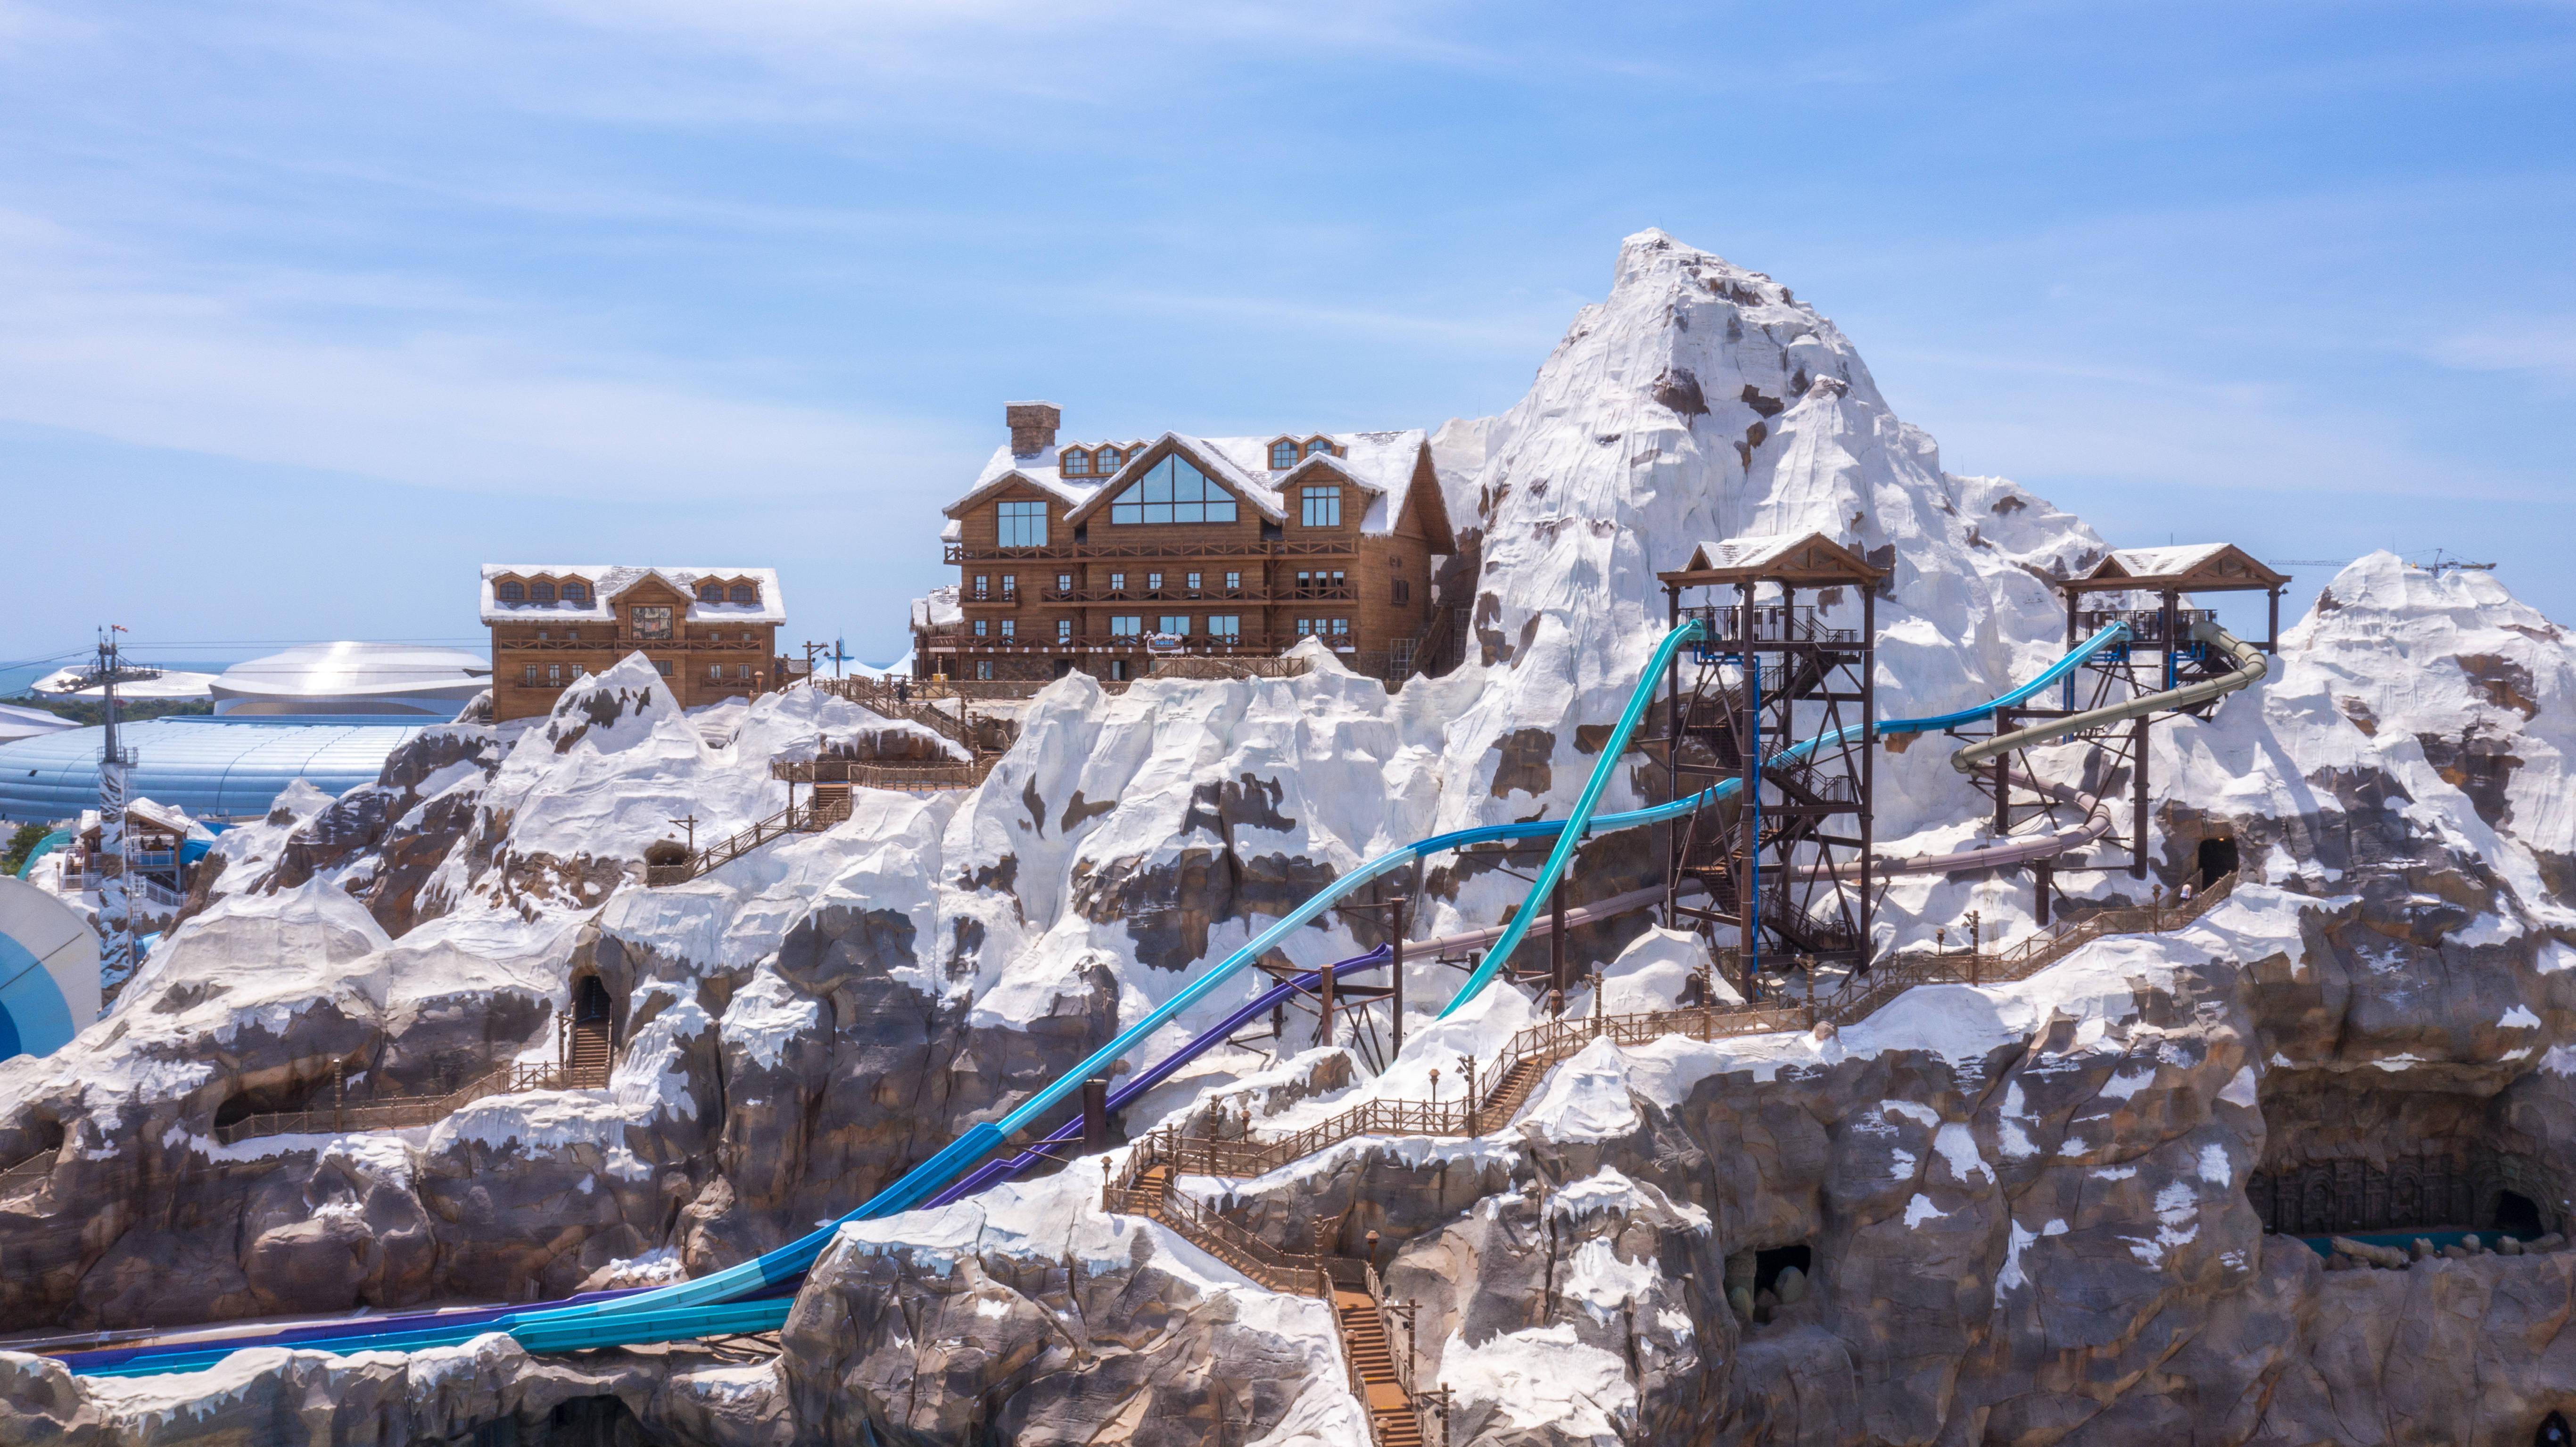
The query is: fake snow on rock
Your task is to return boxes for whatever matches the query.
[16,228,2576,1446]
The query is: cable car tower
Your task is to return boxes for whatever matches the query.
[68,627,158,988]
[1653,534,1886,993]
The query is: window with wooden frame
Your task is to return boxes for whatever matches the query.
[1300,485,1341,527]
[1108,455,1237,524]
[996,500,1049,548]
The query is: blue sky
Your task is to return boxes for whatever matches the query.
[4,0,2570,669]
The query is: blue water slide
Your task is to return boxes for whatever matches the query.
[76,622,2133,1376]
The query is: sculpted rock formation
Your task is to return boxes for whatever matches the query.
[6,232,2576,1446]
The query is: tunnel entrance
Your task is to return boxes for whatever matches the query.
[2248,1075,2565,1241]
[2538,1411,2570,1447]
[2197,834,2238,888]
[1754,1243,1811,1296]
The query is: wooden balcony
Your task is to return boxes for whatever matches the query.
[947,538,1357,564]
[928,633,1290,657]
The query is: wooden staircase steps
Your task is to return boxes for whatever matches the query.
[1334,1288,1423,1446]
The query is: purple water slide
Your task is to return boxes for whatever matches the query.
[924,880,1680,1209]
[925,945,1393,1207]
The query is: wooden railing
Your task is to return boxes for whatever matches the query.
[1104,1167,1333,1296]
[771,757,995,793]
[948,539,1360,564]
[646,791,855,887]
[1112,874,2242,1190]
[808,675,1013,753]
[211,1060,605,1146]
[0,1148,58,1201]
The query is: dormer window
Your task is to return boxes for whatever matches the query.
[1109,455,1237,525]
[496,580,525,603]
[1061,448,1092,477]
[1096,445,1124,473]
[697,582,723,603]
[1269,439,1298,469]
[1304,436,1335,459]
[561,581,588,604]
[529,580,556,604]
[729,583,757,604]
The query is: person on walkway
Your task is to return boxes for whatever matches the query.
[895,678,910,705]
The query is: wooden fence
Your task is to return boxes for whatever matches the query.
[1113,873,2242,1191]
[212,1060,604,1146]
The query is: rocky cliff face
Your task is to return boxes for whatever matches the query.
[6,232,2575,1446]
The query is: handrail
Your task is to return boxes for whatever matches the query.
[1124,874,2240,1187]
[211,1060,604,1146]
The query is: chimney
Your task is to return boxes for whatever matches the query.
[1007,401,1062,456]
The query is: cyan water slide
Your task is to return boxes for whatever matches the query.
[74,616,2218,1375]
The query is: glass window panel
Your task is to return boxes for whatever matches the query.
[1111,616,1141,635]
[1160,616,1190,635]
[997,500,1049,548]
[1098,447,1122,471]
[1057,618,1073,640]
[531,582,556,603]
[1112,503,1140,523]
[1208,498,1235,522]
[1061,450,1090,477]
[1306,437,1332,457]
[497,581,524,602]
[1142,460,1173,503]
[1270,441,1297,469]
[1209,616,1239,637]
[1143,503,1172,523]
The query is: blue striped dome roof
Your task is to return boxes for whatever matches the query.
[0,717,427,823]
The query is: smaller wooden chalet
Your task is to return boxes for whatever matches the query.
[481,566,792,722]
[922,402,1458,682]
[2060,543,2291,650]
[69,797,205,902]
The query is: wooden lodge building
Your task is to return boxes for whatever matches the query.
[920,403,1459,682]
[480,566,793,722]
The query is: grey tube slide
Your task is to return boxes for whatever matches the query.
[1951,618,2268,774]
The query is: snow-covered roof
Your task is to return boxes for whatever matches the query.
[911,585,962,631]
[949,429,1435,538]
[2071,543,2287,593]
[478,566,786,626]
[1665,532,1884,584]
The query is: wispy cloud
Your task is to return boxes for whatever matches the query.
[0,208,961,502]
[2428,319,2576,383]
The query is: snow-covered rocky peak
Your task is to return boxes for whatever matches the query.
[2196,551,2576,924]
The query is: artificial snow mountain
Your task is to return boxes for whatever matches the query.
[5,230,2575,1446]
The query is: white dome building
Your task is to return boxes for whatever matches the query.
[210,643,489,718]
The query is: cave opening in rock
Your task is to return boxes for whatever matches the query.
[565,973,616,1083]
[541,1395,658,1446]
[2537,1410,2570,1447]
[210,1075,326,1133]
[1754,1243,1812,1296]
[2248,1074,2566,1242]
[2197,834,2237,888]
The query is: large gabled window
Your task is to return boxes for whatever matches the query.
[997,500,1049,547]
[1108,455,1238,525]
[1301,485,1342,527]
